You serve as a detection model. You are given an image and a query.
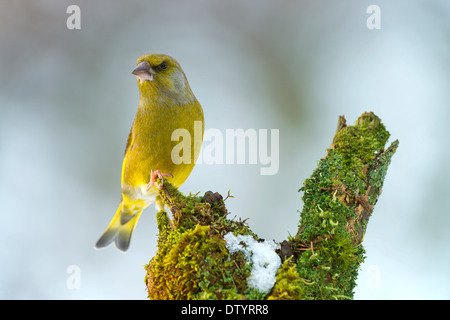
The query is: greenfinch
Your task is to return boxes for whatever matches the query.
[95,54,204,251]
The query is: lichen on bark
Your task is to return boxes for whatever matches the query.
[144,111,398,300]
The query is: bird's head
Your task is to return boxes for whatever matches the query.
[132,54,194,104]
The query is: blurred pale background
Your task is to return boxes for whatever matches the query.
[0,0,449,299]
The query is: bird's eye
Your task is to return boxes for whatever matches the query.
[156,61,168,71]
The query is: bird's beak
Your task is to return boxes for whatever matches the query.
[132,61,155,81]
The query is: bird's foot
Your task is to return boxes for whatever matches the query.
[146,169,173,191]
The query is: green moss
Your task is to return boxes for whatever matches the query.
[145,112,397,300]
[298,151,356,241]
[268,257,305,300]
[145,187,258,300]
[147,224,244,299]
[292,112,397,299]
[332,112,390,168]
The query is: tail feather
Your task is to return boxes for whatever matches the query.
[95,202,143,252]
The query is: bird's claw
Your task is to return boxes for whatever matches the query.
[146,169,173,191]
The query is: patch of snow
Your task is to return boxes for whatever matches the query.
[224,233,281,293]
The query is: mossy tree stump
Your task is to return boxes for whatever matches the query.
[144,111,398,300]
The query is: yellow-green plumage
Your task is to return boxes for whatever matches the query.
[95,54,204,252]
